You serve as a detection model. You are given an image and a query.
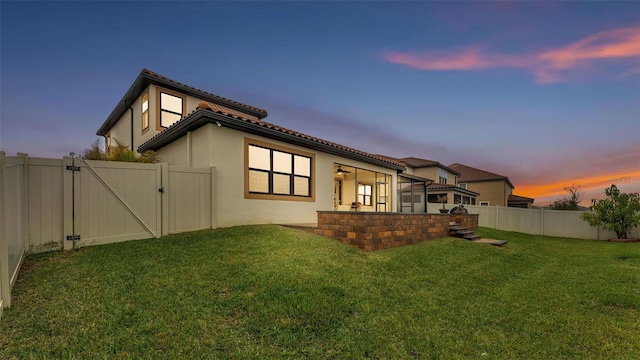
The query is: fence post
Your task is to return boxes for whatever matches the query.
[210,167,217,229]
[540,207,545,236]
[17,153,29,252]
[0,151,11,309]
[160,163,169,237]
[62,156,74,250]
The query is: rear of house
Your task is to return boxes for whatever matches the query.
[97,69,405,227]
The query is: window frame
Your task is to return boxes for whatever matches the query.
[245,138,315,202]
[357,183,373,206]
[438,169,447,184]
[141,91,150,135]
[480,201,490,206]
[458,182,467,190]
[156,86,187,131]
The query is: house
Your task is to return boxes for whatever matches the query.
[448,163,534,208]
[400,157,478,205]
[97,69,415,227]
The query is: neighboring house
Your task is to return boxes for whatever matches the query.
[97,69,406,227]
[449,163,534,208]
[399,157,478,206]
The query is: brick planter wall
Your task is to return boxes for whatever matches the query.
[316,212,478,251]
[450,214,479,230]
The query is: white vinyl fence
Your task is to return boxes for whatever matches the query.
[0,152,217,316]
[427,203,640,240]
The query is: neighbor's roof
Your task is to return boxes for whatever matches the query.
[138,101,406,170]
[97,69,268,136]
[400,157,461,176]
[449,163,515,189]
[508,194,534,203]
[427,183,479,196]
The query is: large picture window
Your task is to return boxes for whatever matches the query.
[245,138,315,201]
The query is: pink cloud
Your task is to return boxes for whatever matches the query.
[382,27,640,83]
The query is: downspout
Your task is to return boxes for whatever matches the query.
[124,100,134,150]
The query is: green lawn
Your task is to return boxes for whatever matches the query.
[1,226,639,359]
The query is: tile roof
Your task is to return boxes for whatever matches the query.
[400,157,461,176]
[97,68,268,136]
[141,69,268,117]
[508,194,534,202]
[427,183,480,195]
[449,163,514,188]
[138,101,406,169]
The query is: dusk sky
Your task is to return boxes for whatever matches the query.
[1,1,639,205]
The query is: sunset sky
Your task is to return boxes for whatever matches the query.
[1,1,639,205]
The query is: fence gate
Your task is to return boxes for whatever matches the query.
[63,158,163,250]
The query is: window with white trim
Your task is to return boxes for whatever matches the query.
[480,201,490,206]
[438,169,447,184]
[459,183,467,189]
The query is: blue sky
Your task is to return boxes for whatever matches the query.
[1,1,639,204]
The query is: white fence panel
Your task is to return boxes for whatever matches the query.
[28,158,64,253]
[167,167,213,234]
[4,157,25,285]
[497,207,541,235]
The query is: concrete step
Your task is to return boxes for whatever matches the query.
[456,230,475,236]
[463,234,481,240]
[449,225,468,231]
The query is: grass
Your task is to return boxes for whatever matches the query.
[1,225,639,359]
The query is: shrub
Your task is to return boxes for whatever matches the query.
[580,184,640,239]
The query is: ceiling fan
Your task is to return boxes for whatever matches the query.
[336,166,352,174]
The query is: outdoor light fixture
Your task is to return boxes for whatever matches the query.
[216,121,222,127]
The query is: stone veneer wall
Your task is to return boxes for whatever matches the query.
[450,214,479,230]
[316,212,479,251]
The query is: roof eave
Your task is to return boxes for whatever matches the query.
[97,72,268,136]
[138,110,405,171]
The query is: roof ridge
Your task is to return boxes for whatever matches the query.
[141,68,268,116]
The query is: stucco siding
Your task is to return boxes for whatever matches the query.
[169,125,399,227]
[466,180,510,206]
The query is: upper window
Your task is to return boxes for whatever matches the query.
[156,87,186,130]
[480,201,490,206]
[141,92,149,133]
[160,92,183,128]
[438,169,447,184]
[459,183,467,189]
[358,184,372,206]
[246,138,314,201]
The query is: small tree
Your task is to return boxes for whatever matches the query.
[83,140,158,163]
[580,184,640,239]
[549,183,581,210]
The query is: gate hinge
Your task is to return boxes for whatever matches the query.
[66,235,80,241]
[66,165,81,172]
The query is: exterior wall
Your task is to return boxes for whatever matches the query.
[450,214,479,230]
[411,167,456,184]
[316,212,478,251]
[168,124,398,227]
[105,84,258,154]
[465,180,512,206]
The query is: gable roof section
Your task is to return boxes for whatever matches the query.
[138,101,406,170]
[449,163,514,189]
[508,194,534,203]
[97,69,268,136]
[400,157,460,176]
[427,183,480,196]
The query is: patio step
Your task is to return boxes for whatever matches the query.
[463,234,482,240]
[456,230,475,236]
[449,225,468,231]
